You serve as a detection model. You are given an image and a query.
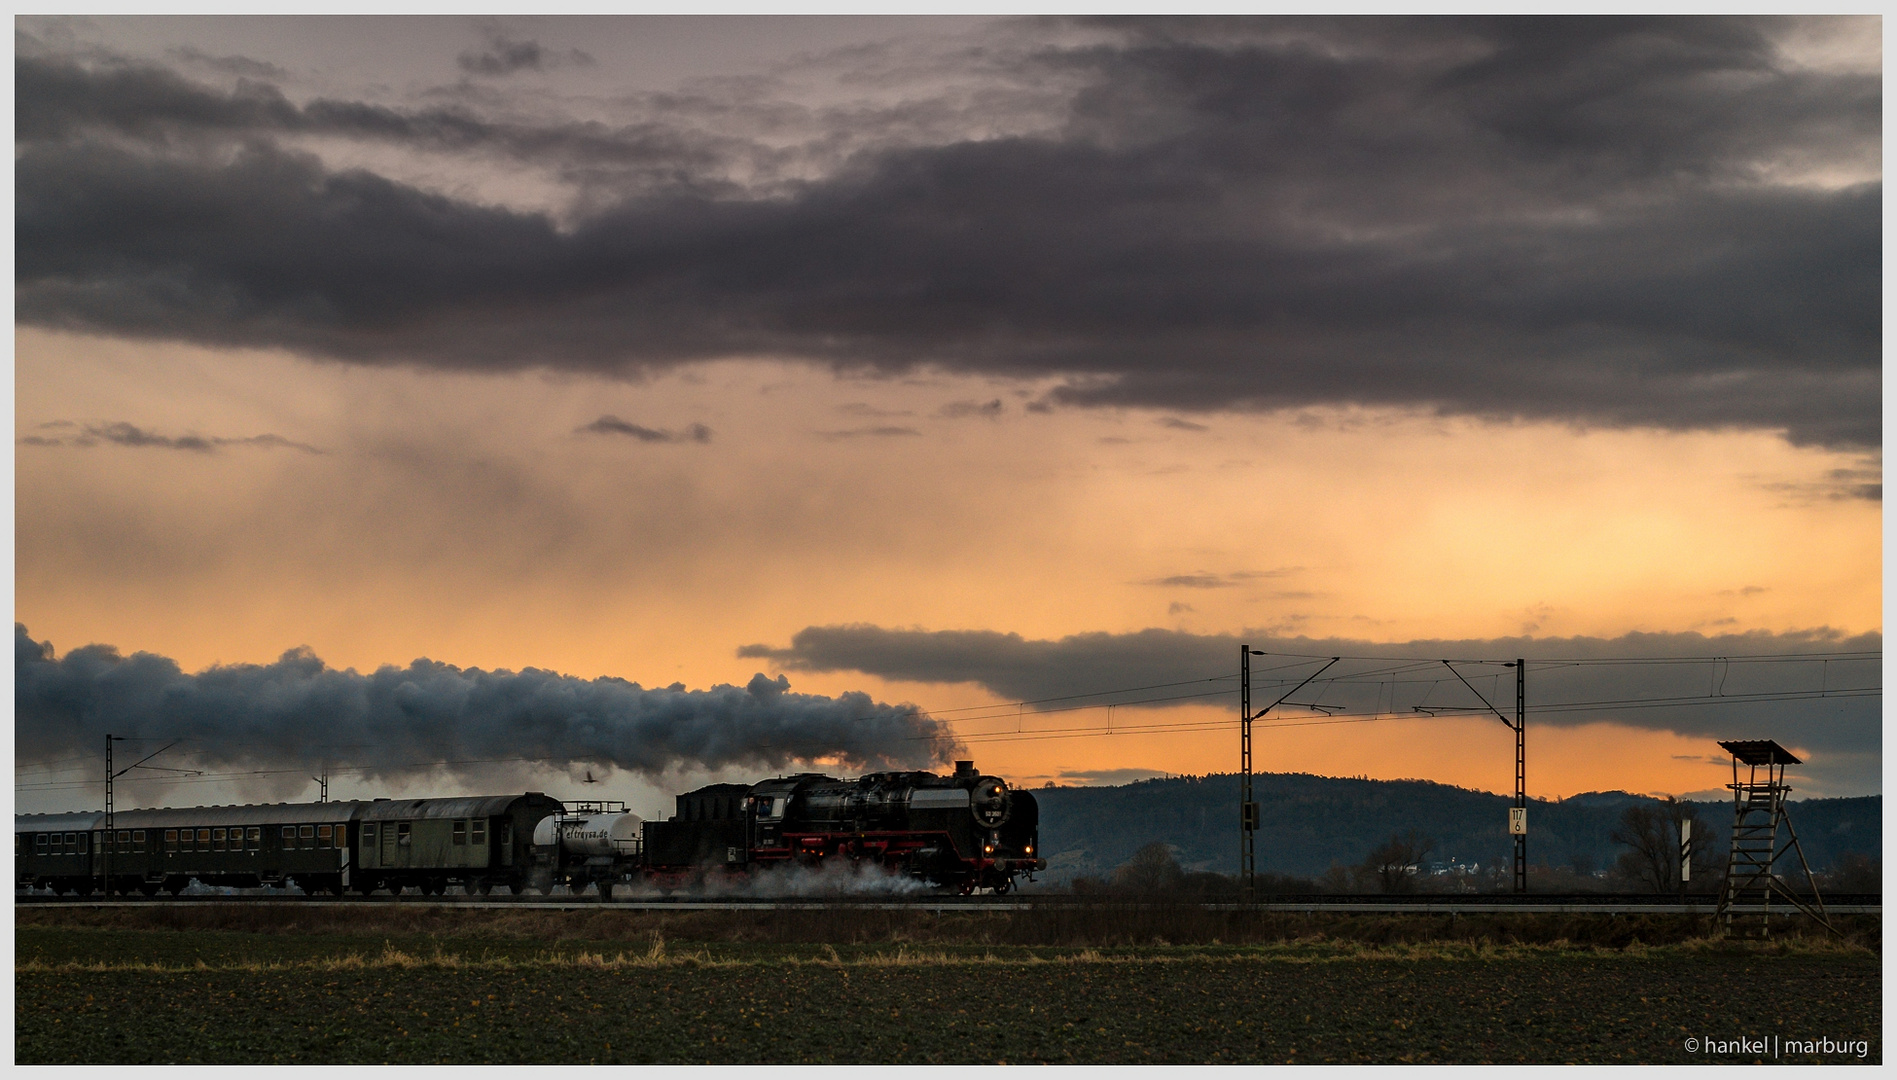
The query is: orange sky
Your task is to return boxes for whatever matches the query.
[11,17,1882,817]
[14,329,1881,812]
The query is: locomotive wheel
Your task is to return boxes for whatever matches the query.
[598,881,614,900]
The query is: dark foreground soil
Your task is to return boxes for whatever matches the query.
[16,909,1880,1064]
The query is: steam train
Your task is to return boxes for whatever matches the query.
[15,760,1044,897]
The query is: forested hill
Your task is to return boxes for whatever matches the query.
[1027,773,1880,884]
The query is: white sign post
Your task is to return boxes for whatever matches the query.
[1508,807,1526,836]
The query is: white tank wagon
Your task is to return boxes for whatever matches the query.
[531,810,645,896]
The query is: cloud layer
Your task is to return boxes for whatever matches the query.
[14,17,1880,448]
[16,624,960,795]
[739,622,1880,786]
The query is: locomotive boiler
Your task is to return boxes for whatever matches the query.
[644,759,1045,893]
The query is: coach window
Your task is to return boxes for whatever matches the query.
[196,829,211,848]
[213,828,226,851]
[452,820,466,846]
[65,832,77,851]
[134,830,147,852]
[164,830,178,851]
[118,830,131,851]
[397,822,411,846]
[363,824,377,846]
[318,825,332,848]
[179,830,193,852]
[248,827,261,849]
[35,833,46,851]
[471,819,486,846]
[300,825,315,845]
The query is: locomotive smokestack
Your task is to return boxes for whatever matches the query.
[955,760,976,777]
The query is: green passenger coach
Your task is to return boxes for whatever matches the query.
[17,793,561,897]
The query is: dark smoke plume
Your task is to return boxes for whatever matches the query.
[15,625,960,793]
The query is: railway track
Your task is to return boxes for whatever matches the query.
[17,893,1880,914]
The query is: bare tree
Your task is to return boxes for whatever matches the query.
[1113,841,1186,894]
[1611,798,1717,891]
[1363,830,1434,894]
[1820,853,1880,894]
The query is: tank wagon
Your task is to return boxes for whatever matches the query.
[17,761,1044,896]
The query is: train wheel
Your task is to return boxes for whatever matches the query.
[138,882,160,897]
[165,879,186,897]
[599,881,614,900]
[509,881,525,896]
[476,881,493,896]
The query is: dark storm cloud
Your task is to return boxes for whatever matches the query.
[14,17,1881,448]
[457,29,595,77]
[20,421,323,454]
[165,47,287,81]
[15,625,960,791]
[738,622,1880,788]
[577,416,713,443]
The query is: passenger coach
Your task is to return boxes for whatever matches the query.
[16,793,561,897]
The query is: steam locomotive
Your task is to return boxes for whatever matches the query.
[15,760,1044,897]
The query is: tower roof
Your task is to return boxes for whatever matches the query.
[1717,739,1801,765]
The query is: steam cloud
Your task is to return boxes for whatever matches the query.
[15,625,961,794]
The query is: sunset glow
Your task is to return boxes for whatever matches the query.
[14,16,1879,816]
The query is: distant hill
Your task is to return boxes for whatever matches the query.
[1027,772,1880,885]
